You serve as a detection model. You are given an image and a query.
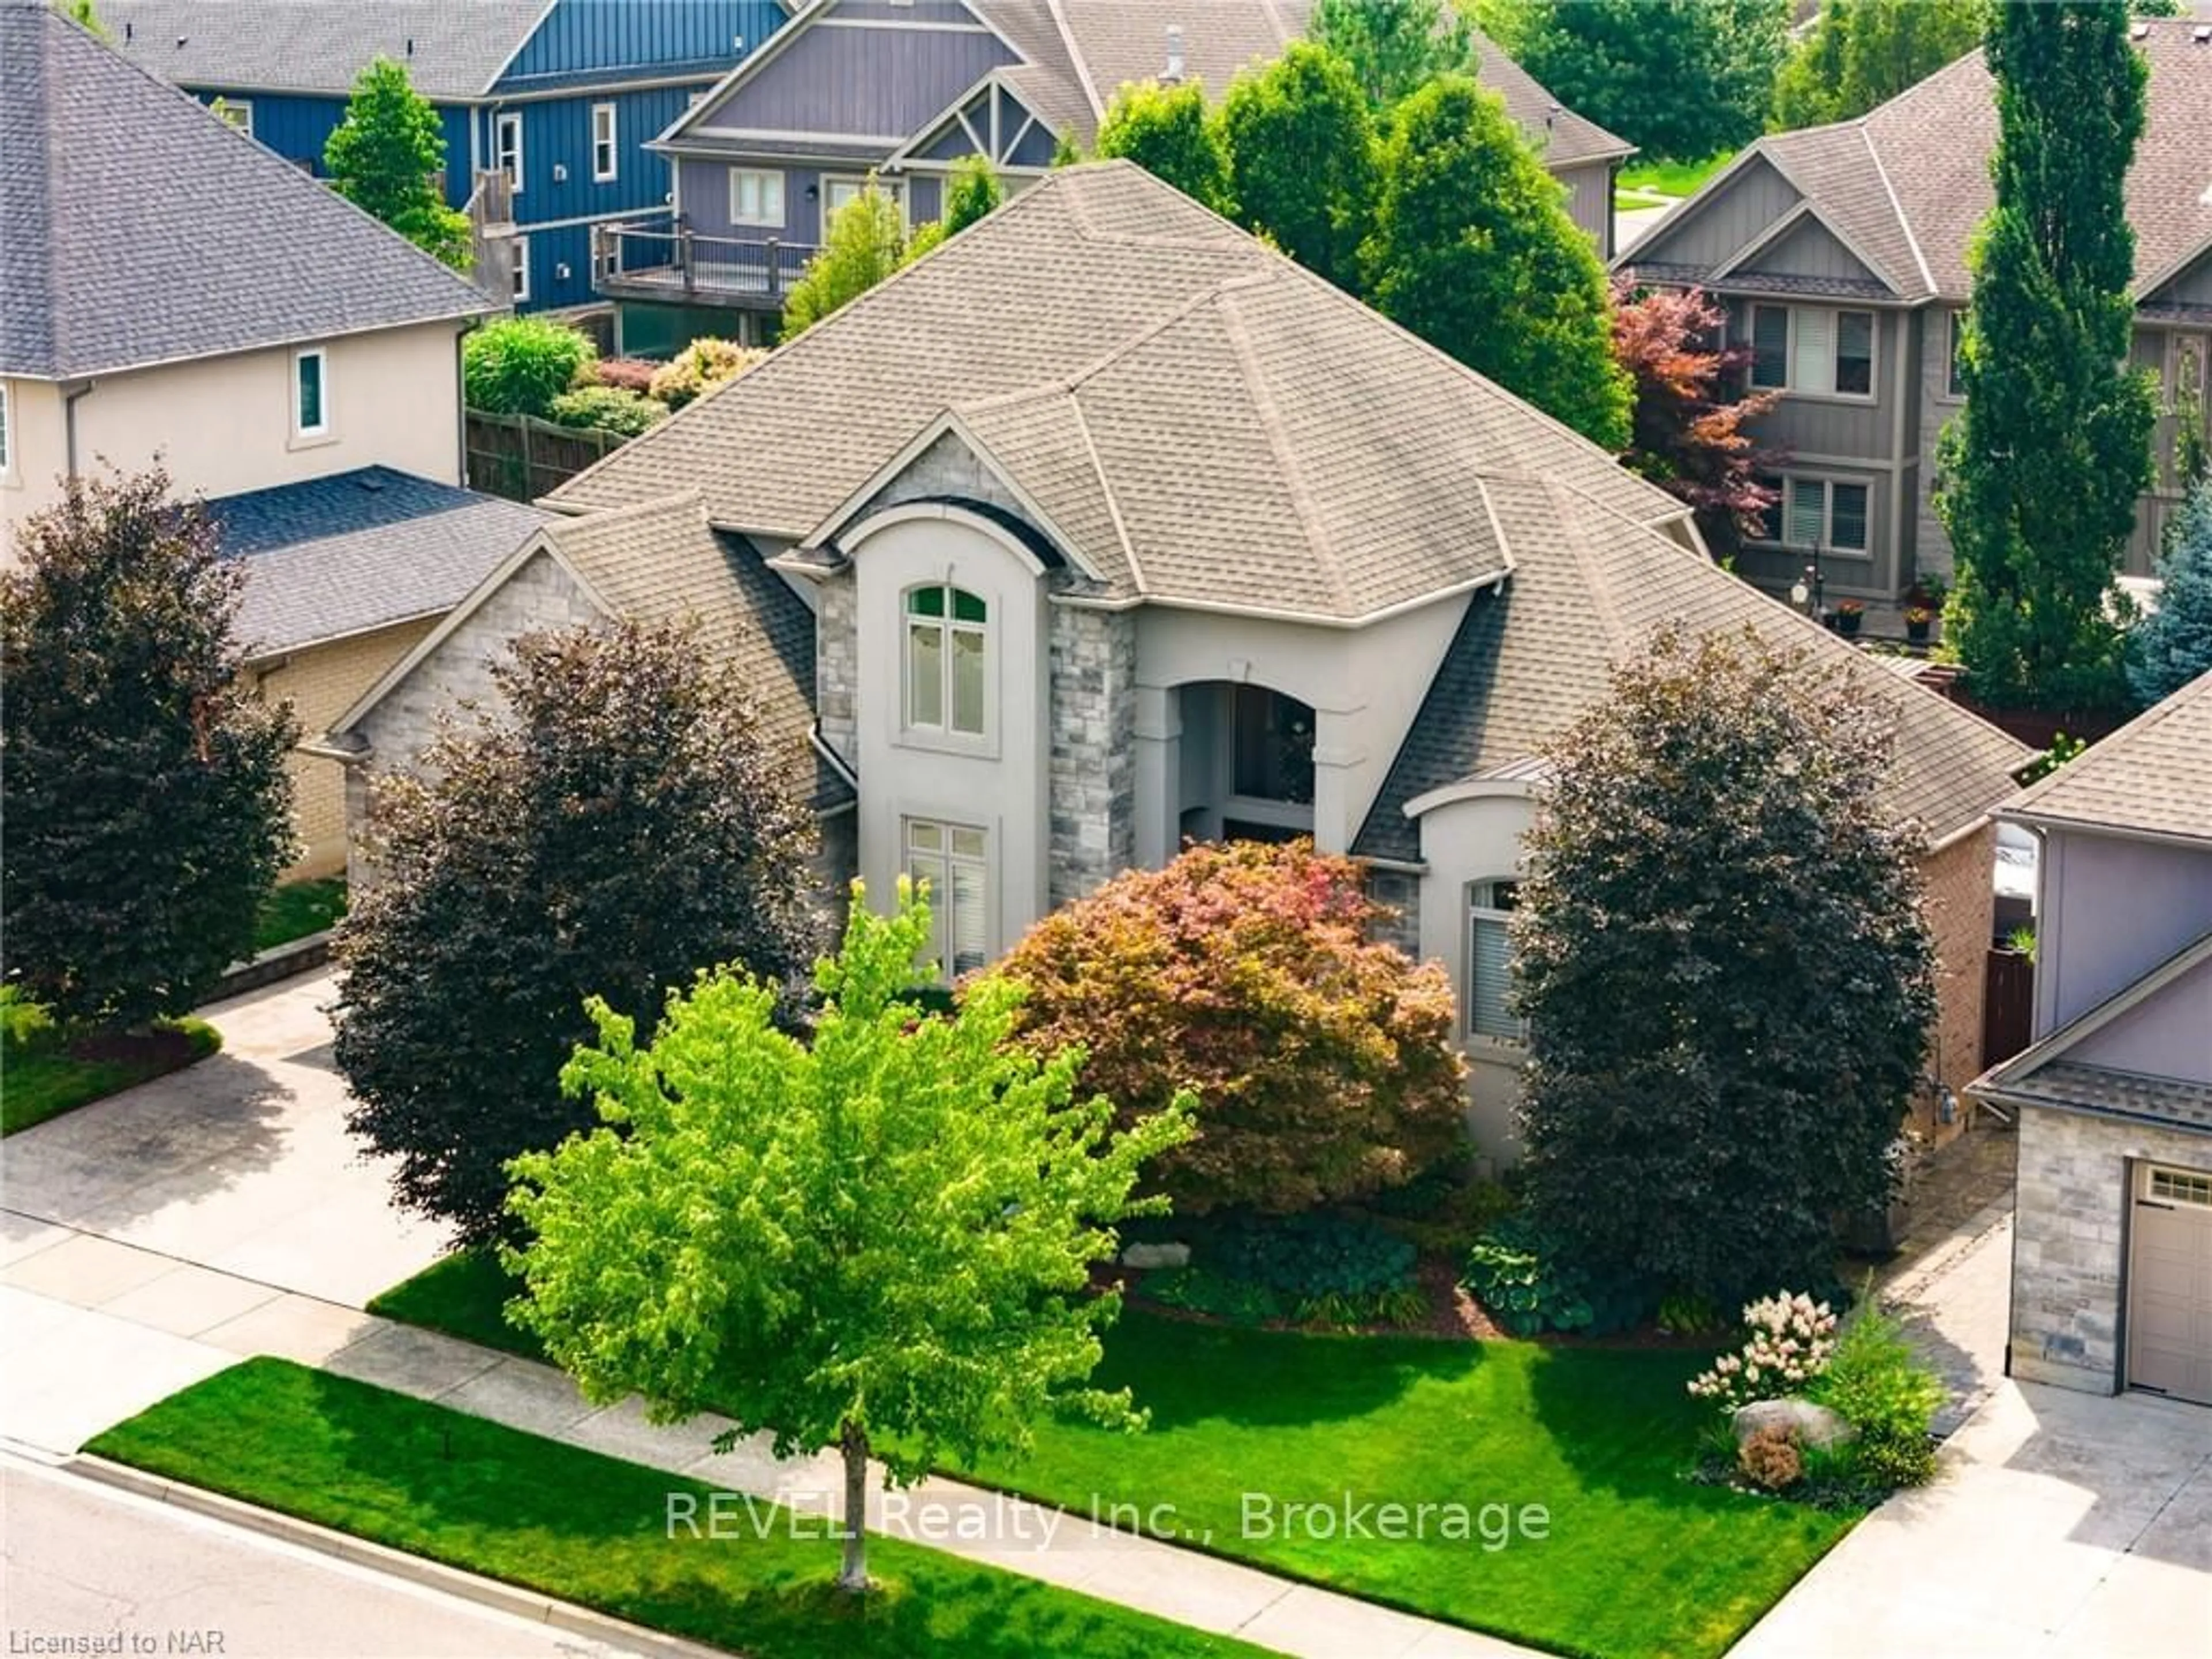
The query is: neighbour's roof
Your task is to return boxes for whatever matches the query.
[1467,28,1634,166]
[2002,669,2212,844]
[92,0,551,100]
[0,2,494,381]
[215,468,549,658]
[550,162,1692,624]
[1352,478,2033,857]
[1631,22,2212,301]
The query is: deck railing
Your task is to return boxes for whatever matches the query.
[592,221,817,306]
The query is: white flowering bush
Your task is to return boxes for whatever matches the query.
[1687,1291,1840,1412]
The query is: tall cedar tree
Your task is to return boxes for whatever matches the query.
[507,890,1192,1593]
[1770,0,1987,130]
[781,179,908,335]
[1093,79,1234,216]
[987,841,1467,1215]
[334,620,820,1246]
[1513,626,1935,1304]
[1365,76,1632,450]
[1,469,296,1028]
[1309,0,1471,105]
[323,57,473,271]
[1611,281,1782,552]
[2127,482,2212,706]
[943,151,1003,233]
[1936,2,2156,710]
[1499,0,1790,162]
[1221,41,1378,291]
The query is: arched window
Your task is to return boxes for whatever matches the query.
[904,585,987,738]
[1466,879,1522,1042]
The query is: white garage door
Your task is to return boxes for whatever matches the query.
[2128,1164,2212,1407]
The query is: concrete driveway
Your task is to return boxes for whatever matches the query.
[2,972,444,1453]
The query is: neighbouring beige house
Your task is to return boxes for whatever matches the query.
[1973,669,2212,1408]
[330,162,2029,1161]
[1618,20,2212,607]
[1,1,540,877]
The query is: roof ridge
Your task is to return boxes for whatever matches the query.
[1539,481,1631,650]
[1040,0,1106,120]
[1215,282,1350,618]
[1066,393,1147,593]
[1050,266,1267,396]
[543,490,706,537]
[1858,123,1934,296]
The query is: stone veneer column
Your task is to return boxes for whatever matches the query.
[1048,605,1136,907]
[815,566,859,764]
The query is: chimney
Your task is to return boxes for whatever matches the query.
[1164,22,1185,82]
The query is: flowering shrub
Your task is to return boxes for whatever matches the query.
[1738,1425,1804,1491]
[588,358,661,395]
[647,338,764,411]
[1687,1291,1840,1411]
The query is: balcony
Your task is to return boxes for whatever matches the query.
[591,219,817,312]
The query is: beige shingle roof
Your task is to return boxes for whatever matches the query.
[551,162,1690,623]
[1355,478,2032,856]
[1646,22,2212,302]
[2002,668,2212,843]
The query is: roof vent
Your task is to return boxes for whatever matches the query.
[2195,22,2212,42]
[175,34,187,48]
[123,18,131,39]
[406,36,414,56]
[1164,22,1185,82]
[1546,100,1559,131]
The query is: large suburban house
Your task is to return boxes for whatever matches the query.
[329,162,2028,1161]
[1973,669,2212,1409]
[1,0,545,876]
[1619,20,2212,607]
[593,0,1631,351]
[97,0,786,312]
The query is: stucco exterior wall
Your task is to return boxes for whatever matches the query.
[1,323,467,553]
[253,618,437,879]
[1919,821,1997,1142]
[2012,1104,2212,1396]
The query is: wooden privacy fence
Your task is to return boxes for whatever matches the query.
[1983,946,2036,1073]
[465,411,619,502]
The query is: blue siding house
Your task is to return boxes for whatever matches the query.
[100,0,791,312]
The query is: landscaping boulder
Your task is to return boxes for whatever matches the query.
[1732,1397,1856,1451]
[1122,1241,1192,1270]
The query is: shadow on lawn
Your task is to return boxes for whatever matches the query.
[1521,1342,1730,1503]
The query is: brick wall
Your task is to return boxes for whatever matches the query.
[2012,1104,2212,1395]
[253,618,435,879]
[1916,821,1996,1145]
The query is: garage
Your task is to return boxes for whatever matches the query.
[2129,1163,2212,1406]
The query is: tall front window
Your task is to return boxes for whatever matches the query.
[906,819,988,978]
[1230,686,1315,804]
[510,234,530,304]
[1466,880,1521,1041]
[1747,304,1876,398]
[904,584,986,738]
[292,348,328,437]
[590,103,618,181]
[495,112,523,192]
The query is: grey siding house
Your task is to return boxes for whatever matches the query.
[593,0,1630,350]
[1973,669,2212,1409]
[1620,22,2212,607]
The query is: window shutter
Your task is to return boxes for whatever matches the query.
[1792,309,1834,395]
[1468,916,1517,1039]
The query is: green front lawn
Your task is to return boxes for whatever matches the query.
[376,1253,1858,1659]
[86,1359,1272,1659]
[1617,152,1736,199]
[1,1017,221,1137]
[253,876,347,953]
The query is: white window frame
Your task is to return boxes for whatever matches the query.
[901,582,988,744]
[510,234,531,304]
[1465,879,1524,1046]
[1751,471,1871,555]
[0,381,13,479]
[291,347,329,441]
[904,817,991,981]
[1748,302,1877,402]
[213,97,253,137]
[495,111,524,193]
[820,173,907,231]
[590,102,618,182]
[728,167,785,228]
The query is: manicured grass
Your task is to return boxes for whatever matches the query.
[1617,152,1736,199]
[376,1253,1858,1659]
[1,1018,221,1137]
[253,876,347,953]
[86,1359,1272,1659]
[366,1248,544,1360]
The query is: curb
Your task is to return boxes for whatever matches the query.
[67,1454,734,1659]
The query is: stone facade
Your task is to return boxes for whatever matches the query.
[815,565,859,764]
[2012,1104,2212,1395]
[1047,604,1135,907]
[252,616,434,878]
[1917,822,1997,1145]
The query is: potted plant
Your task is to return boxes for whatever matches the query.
[1904,605,1934,644]
[1834,599,1864,638]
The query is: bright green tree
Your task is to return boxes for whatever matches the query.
[1508,0,1790,160]
[323,56,472,271]
[460,316,596,417]
[1364,75,1631,449]
[2127,482,2212,706]
[944,152,1003,233]
[1771,0,1987,130]
[1221,41,1378,290]
[1936,1,2156,710]
[505,889,1193,1593]
[54,0,106,38]
[781,179,908,335]
[1093,79,1233,215]
[1309,0,1470,105]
